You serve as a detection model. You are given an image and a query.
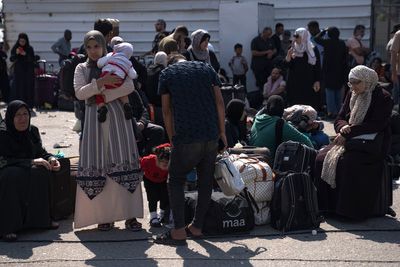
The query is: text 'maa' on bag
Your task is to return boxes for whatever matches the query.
[185,189,258,235]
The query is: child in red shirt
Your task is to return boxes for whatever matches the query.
[140,143,170,227]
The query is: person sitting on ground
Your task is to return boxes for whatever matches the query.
[96,38,137,122]
[250,95,313,160]
[225,99,248,148]
[315,65,393,220]
[263,67,286,104]
[283,104,330,149]
[140,143,171,227]
[0,100,61,242]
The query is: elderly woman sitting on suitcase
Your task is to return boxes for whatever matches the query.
[0,100,61,241]
[315,65,393,220]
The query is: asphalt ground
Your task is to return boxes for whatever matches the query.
[0,108,399,267]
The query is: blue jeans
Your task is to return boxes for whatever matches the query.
[325,88,343,115]
[168,140,218,229]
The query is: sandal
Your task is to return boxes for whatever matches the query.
[125,218,142,231]
[48,221,60,230]
[97,222,114,231]
[185,227,204,239]
[3,233,17,242]
[150,217,162,228]
[154,230,187,246]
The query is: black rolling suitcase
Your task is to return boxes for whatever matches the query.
[220,84,246,106]
[372,157,396,217]
[49,158,74,220]
[35,60,58,108]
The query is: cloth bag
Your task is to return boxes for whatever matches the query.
[233,156,274,202]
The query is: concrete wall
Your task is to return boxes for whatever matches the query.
[3,0,372,91]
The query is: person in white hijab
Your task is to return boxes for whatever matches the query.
[291,27,317,65]
[284,27,321,109]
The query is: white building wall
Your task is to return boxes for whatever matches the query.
[3,0,372,90]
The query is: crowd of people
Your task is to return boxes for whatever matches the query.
[0,17,398,245]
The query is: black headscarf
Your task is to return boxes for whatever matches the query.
[2,100,34,158]
[327,27,340,40]
[226,99,245,124]
[266,95,284,117]
[5,100,31,137]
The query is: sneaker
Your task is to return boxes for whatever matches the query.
[123,103,133,120]
[97,106,108,123]
[150,217,162,228]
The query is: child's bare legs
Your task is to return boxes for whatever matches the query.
[96,95,108,123]
[119,95,133,120]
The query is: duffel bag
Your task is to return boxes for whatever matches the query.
[233,156,274,202]
[185,190,257,235]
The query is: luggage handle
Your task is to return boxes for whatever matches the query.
[238,161,268,180]
[37,59,47,73]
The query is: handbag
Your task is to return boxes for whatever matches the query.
[214,152,245,196]
[345,132,383,154]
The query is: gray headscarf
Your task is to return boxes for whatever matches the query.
[321,66,378,188]
[188,29,211,63]
[84,30,106,81]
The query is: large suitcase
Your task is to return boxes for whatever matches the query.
[228,146,271,165]
[372,157,396,217]
[220,84,246,106]
[273,141,317,177]
[35,60,58,108]
[49,158,74,220]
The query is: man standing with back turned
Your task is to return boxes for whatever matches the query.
[154,54,226,246]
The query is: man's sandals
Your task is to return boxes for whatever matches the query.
[154,227,204,246]
[154,230,187,246]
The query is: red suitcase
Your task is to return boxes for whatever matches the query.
[35,60,58,108]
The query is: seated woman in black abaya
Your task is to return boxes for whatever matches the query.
[315,66,393,220]
[0,100,60,241]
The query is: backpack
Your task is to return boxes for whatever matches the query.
[271,172,322,232]
[59,54,86,99]
[273,141,317,179]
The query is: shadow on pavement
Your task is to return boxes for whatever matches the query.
[174,237,267,267]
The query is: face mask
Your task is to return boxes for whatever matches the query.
[355,35,363,41]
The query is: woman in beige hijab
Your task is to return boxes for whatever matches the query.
[315,65,393,220]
